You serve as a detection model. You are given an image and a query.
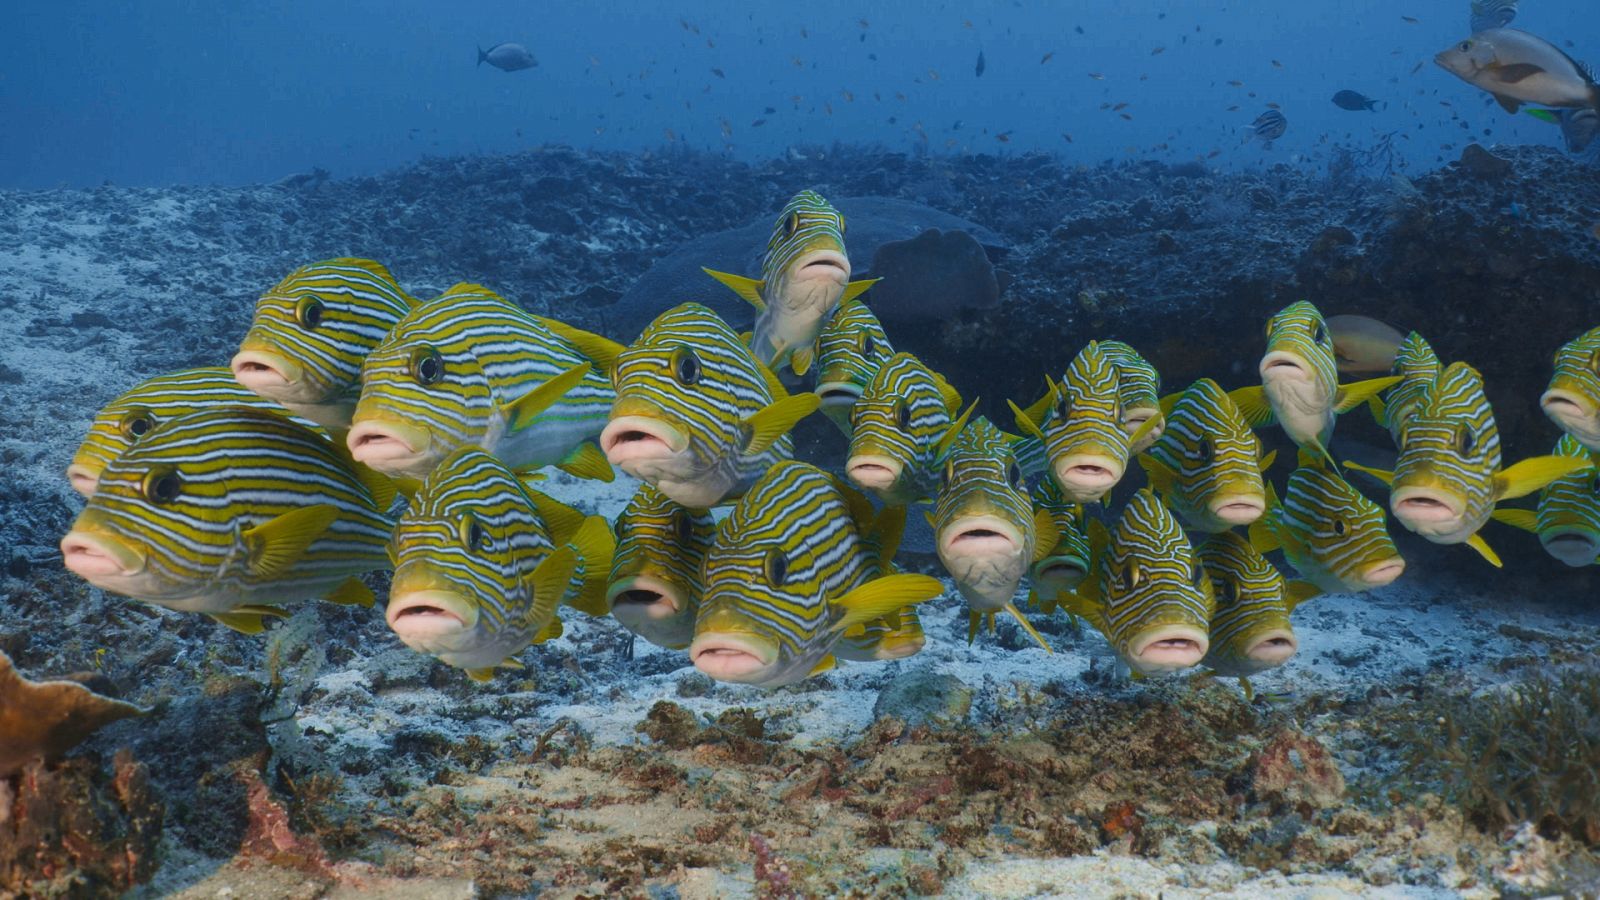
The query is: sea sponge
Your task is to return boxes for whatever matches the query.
[0,650,147,777]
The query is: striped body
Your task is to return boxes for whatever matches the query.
[1530,435,1600,567]
[69,367,312,498]
[1541,326,1600,452]
[1261,454,1405,593]
[747,190,855,373]
[1029,478,1090,612]
[1044,342,1134,503]
[1378,331,1442,447]
[388,448,608,676]
[1197,532,1299,679]
[233,258,415,428]
[1140,379,1268,532]
[607,484,717,649]
[1390,362,1502,543]
[815,297,894,433]
[1259,301,1341,449]
[60,408,392,617]
[933,418,1034,613]
[847,352,959,505]
[348,284,615,480]
[1100,340,1165,452]
[601,302,804,508]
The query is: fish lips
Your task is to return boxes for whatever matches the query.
[1357,555,1407,586]
[791,249,851,286]
[1389,485,1466,536]
[938,514,1024,561]
[347,417,435,477]
[386,589,481,653]
[60,529,148,584]
[845,454,904,492]
[689,631,778,683]
[1540,388,1600,448]
[607,574,689,623]
[1541,529,1600,568]
[1260,350,1312,383]
[1030,555,1089,592]
[231,347,313,402]
[1126,624,1210,676]
[1052,454,1124,501]
[66,462,102,498]
[600,414,690,470]
[1244,628,1298,668]
[1209,492,1266,526]
[815,380,864,410]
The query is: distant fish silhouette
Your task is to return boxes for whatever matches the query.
[1332,90,1386,112]
[1247,109,1288,147]
[478,43,538,72]
[975,49,986,77]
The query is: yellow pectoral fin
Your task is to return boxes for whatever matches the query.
[1056,590,1105,632]
[503,361,592,432]
[1367,394,1388,428]
[1157,389,1183,418]
[808,653,837,677]
[934,400,980,459]
[872,504,907,567]
[1018,378,1056,429]
[1004,603,1053,654]
[841,277,880,303]
[564,516,617,617]
[1333,376,1403,414]
[1227,385,1275,428]
[1494,454,1596,501]
[534,616,564,643]
[1285,580,1322,610]
[1342,461,1394,486]
[1009,399,1048,442]
[392,476,423,501]
[791,345,815,377]
[556,441,615,482]
[1259,448,1278,473]
[465,667,497,683]
[1247,517,1281,554]
[324,577,375,608]
[742,393,820,454]
[1295,447,1326,470]
[523,488,587,546]
[1032,508,1060,564]
[833,574,945,631]
[1464,532,1504,568]
[537,317,626,376]
[245,504,340,579]
[753,357,789,403]
[1136,454,1176,495]
[1489,507,1539,533]
[702,267,767,310]
[526,546,578,626]
[209,609,284,634]
[1127,412,1162,448]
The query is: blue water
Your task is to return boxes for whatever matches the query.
[3,0,1592,189]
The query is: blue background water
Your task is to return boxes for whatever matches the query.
[2,0,1592,189]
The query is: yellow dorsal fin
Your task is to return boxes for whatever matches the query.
[1009,399,1047,442]
[1019,378,1056,428]
[245,504,339,579]
[1465,531,1504,568]
[791,345,816,377]
[526,545,578,627]
[1489,507,1539,533]
[1342,460,1394,486]
[503,361,592,432]
[934,399,980,459]
[833,574,944,631]
[1004,602,1053,653]
[931,370,964,415]
[1334,375,1404,414]
[563,515,617,617]
[324,576,375,608]
[524,489,587,545]
[1259,448,1278,473]
[808,653,837,677]
[1284,580,1321,610]
[1493,454,1595,501]
[556,441,615,482]
[1135,454,1176,496]
[1227,385,1275,428]
[841,277,880,303]
[702,267,767,310]
[537,318,626,376]
[742,393,820,455]
[1127,412,1163,448]
[1031,507,1060,564]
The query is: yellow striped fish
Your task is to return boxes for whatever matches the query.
[59,408,394,634]
[69,367,311,498]
[703,190,879,376]
[232,258,417,429]
[1061,488,1216,677]
[834,497,926,662]
[600,302,818,509]
[347,284,617,482]
[1229,301,1399,462]
[1492,435,1600,567]
[1014,341,1141,504]
[1197,531,1316,697]
[1370,331,1442,448]
[846,351,969,505]
[932,417,1056,651]
[1250,450,1406,593]
[1541,326,1600,453]
[814,297,894,433]
[1100,340,1165,452]
[1346,361,1592,566]
[387,447,613,681]
[1138,378,1273,533]
[1027,477,1091,615]
[691,461,943,687]
[606,484,717,650]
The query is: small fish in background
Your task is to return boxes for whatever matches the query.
[1370,330,1442,448]
[478,42,538,72]
[1346,362,1592,566]
[388,448,613,681]
[691,462,943,687]
[1139,378,1273,533]
[606,484,717,650]
[1100,340,1165,452]
[847,351,969,506]
[1247,109,1288,147]
[1435,29,1600,114]
[60,408,395,634]
[1027,478,1091,616]
[1197,530,1316,698]
[1326,314,1404,374]
[1250,450,1406,594]
[1541,326,1600,452]
[975,49,986,77]
[1059,489,1215,677]
[1525,107,1600,154]
[1332,90,1386,112]
[1493,435,1600,567]
[1469,0,1518,33]
[813,297,895,434]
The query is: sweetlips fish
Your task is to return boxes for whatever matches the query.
[931,416,1057,650]
[59,408,395,634]
[1346,361,1592,566]
[1139,378,1274,533]
[1541,325,1600,452]
[1435,28,1600,114]
[232,258,417,429]
[600,302,819,509]
[1059,488,1216,677]
[1370,330,1442,448]
[690,461,943,687]
[1099,340,1165,452]
[1026,477,1091,615]
[68,367,312,498]
[814,296,894,433]
[1492,435,1600,567]
[348,284,617,482]
[1197,530,1316,698]
[1249,450,1406,593]
[387,448,612,681]
[1230,301,1399,463]
[703,190,879,376]
[606,483,718,650]
[831,492,926,663]
[1014,341,1146,504]
[846,351,969,505]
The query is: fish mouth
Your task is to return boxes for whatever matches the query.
[1540,389,1600,442]
[600,415,689,467]
[793,250,851,284]
[61,530,147,580]
[1052,455,1123,500]
[1209,494,1266,525]
[815,381,863,409]
[66,463,101,498]
[689,632,777,683]
[1128,625,1209,675]
[846,454,904,491]
[386,590,479,641]
[231,348,309,400]
[1390,486,1463,529]
[347,419,433,474]
[1032,556,1088,588]
[939,515,1023,559]
[606,575,684,621]
[1542,530,1600,568]
[1260,351,1310,382]
[1244,629,1298,666]
[1358,556,1407,586]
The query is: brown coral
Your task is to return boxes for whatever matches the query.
[0,649,147,777]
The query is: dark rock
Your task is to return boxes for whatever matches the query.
[872,671,972,727]
[68,311,115,329]
[1457,143,1513,180]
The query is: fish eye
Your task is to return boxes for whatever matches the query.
[1454,424,1477,456]
[410,346,444,385]
[141,467,182,504]
[613,516,628,539]
[785,212,800,236]
[1459,41,1471,52]
[894,398,912,430]
[944,458,956,484]
[118,408,155,440]
[861,333,875,356]
[1056,390,1070,420]
[763,546,789,585]
[295,296,325,330]
[1008,461,1023,489]
[1196,438,1214,464]
[670,346,701,386]
[1589,348,1600,374]
[1332,518,1347,536]
[459,514,491,552]
[1313,323,1328,345]
[1214,576,1236,603]
[673,509,694,543]
[1128,561,1144,589]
